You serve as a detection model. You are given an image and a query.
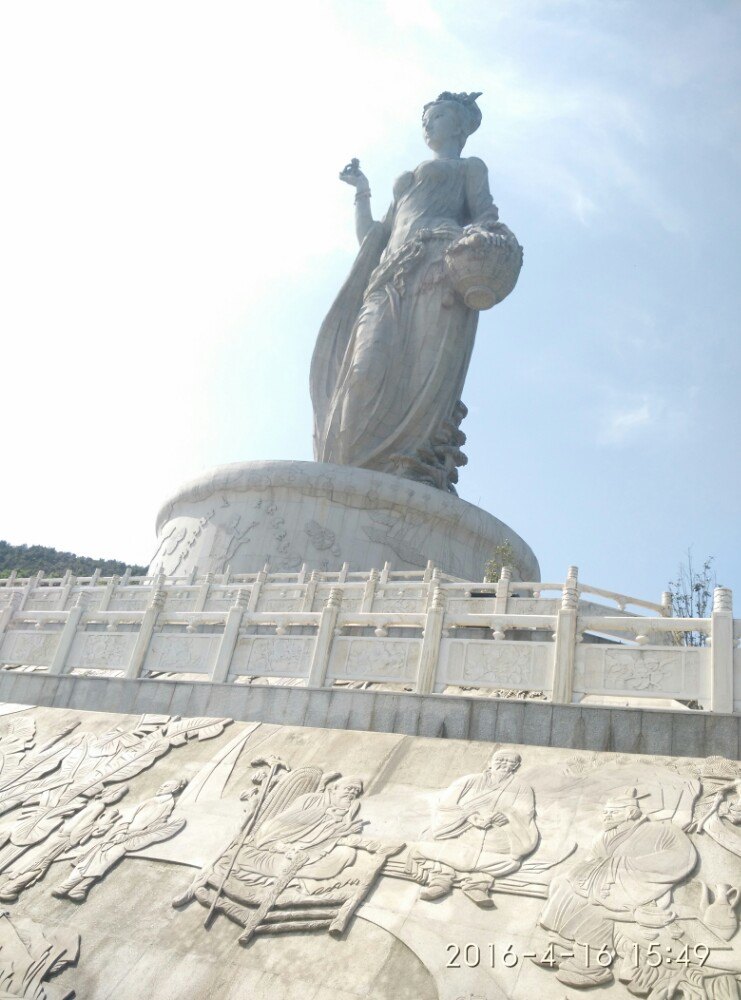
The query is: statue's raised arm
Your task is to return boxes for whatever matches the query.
[339,159,375,245]
[310,92,522,494]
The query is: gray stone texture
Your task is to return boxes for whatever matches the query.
[1,671,737,759]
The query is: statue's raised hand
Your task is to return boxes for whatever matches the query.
[339,158,370,193]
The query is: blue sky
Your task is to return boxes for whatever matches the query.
[1,0,739,603]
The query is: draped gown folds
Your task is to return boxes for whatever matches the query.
[310,156,500,493]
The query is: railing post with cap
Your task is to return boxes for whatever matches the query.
[308,588,342,688]
[248,564,269,612]
[211,588,250,684]
[494,566,511,615]
[302,570,319,612]
[0,593,21,644]
[710,587,734,714]
[361,569,379,612]
[416,585,445,694]
[18,572,42,612]
[551,567,579,704]
[194,572,214,612]
[125,583,165,680]
[48,594,86,676]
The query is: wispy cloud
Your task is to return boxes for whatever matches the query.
[599,397,655,445]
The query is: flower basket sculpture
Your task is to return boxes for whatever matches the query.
[444,223,523,310]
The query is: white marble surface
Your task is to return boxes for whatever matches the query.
[311,92,522,494]
[3,705,740,999]
[150,460,540,581]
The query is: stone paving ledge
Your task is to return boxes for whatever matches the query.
[0,671,738,760]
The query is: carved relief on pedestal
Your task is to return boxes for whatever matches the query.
[535,785,698,989]
[361,510,428,568]
[208,514,259,574]
[304,519,341,558]
[150,510,216,576]
[376,748,741,997]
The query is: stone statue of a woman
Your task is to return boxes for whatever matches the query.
[310,92,522,494]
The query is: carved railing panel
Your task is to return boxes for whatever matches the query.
[438,639,552,693]
[574,644,710,702]
[230,636,315,679]
[107,588,151,612]
[144,634,221,675]
[0,629,61,667]
[327,636,421,684]
[66,631,138,671]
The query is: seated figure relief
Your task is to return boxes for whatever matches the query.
[406,749,540,907]
[173,754,404,945]
[537,786,697,989]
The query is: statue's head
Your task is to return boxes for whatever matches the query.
[157,778,188,797]
[602,787,643,829]
[422,92,482,154]
[488,749,521,776]
[330,778,363,807]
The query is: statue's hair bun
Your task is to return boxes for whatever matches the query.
[423,92,483,136]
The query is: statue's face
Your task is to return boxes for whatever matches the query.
[334,782,362,806]
[423,102,463,151]
[488,752,519,776]
[602,804,634,829]
[158,779,185,796]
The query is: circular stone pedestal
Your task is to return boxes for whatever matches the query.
[150,461,539,581]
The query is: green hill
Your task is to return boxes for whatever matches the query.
[0,540,147,579]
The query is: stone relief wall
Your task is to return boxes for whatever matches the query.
[2,705,739,999]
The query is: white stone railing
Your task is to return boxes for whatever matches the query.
[0,562,671,615]
[0,566,736,713]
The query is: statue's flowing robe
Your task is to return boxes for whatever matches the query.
[539,817,697,948]
[310,157,499,490]
[414,770,539,877]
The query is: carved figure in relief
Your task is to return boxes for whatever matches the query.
[408,749,539,907]
[311,92,522,493]
[0,785,128,902]
[174,755,403,944]
[53,778,187,901]
[537,787,697,989]
[690,770,741,857]
[0,910,79,1000]
[0,714,230,903]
